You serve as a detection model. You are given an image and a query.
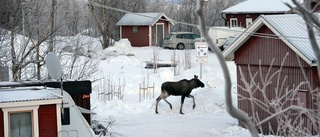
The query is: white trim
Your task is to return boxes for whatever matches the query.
[230,18,238,27]
[56,104,62,136]
[2,106,40,137]
[119,26,122,39]
[168,22,171,33]
[149,26,152,46]
[0,99,62,108]
[246,18,252,28]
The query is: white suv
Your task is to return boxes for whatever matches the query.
[162,32,201,50]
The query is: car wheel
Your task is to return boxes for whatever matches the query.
[176,43,185,50]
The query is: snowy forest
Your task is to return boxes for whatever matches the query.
[0,0,237,81]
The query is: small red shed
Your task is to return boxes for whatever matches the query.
[116,12,174,47]
[223,14,320,135]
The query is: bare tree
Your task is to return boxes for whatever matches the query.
[57,35,99,80]
[87,0,115,49]
[197,0,259,136]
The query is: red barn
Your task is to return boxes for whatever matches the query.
[223,14,320,135]
[116,13,174,47]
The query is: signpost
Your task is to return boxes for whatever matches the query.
[195,42,208,79]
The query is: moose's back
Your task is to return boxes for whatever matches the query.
[161,79,191,96]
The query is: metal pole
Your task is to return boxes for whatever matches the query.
[60,77,64,118]
[200,63,202,79]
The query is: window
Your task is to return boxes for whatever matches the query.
[2,106,39,137]
[176,34,183,38]
[61,108,70,125]
[192,34,200,39]
[230,18,238,27]
[183,34,193,39]
[246,18,252,28]
[132,26,138,33]
[10,111,32,137]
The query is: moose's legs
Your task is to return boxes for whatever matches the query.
[155,92,172,114]
[187,95,196,109]
[155,96,161,114]
[179,95,196,114]
[179,95,186,114]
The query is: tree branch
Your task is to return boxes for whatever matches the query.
[196,0,259,136]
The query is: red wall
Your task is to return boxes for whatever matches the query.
[234,25,318,134]
[121,26,149,47]
[0,110,3,137]
[38,105,57,137]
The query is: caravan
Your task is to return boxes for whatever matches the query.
[208,26,245,50]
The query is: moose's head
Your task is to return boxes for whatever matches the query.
[193,75,205,88]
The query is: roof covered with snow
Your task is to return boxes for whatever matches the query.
[0,88,62,104]
[116,12,173,26]
[221,0,302,14]
[223,13,320,66]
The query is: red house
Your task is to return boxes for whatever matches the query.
[221,0,298,28]
[223,14,320,135]
[116,13,174,47]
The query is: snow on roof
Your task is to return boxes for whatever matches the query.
[221,0,301,14]
[116,12,173,26]
[223,13,320,66]
[262,14,319,64]
[0,88,61,103]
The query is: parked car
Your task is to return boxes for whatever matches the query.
[162,32,201,50]
[221,35,239,51]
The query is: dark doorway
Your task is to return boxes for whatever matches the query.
[156,24,164,47]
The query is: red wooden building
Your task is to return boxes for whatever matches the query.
[223,14,320,135]
[116,13,174,47]
[0,81,95,137]
[221,0,298,28]
[0,87,62,137]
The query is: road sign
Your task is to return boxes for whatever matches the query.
[195,42,208,63]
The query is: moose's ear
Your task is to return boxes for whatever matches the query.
[194,75,198,79]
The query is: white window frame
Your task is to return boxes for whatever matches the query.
[246,18,253,28]
[230,18,238,27]
[2,106,40,137]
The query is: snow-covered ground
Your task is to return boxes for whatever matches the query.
[90,39,251,137]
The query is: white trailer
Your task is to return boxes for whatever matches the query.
[208,26,245,49]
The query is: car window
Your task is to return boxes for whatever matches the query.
[192,34,200,39]
[164,34,173,40]
[183,34,193,39]
[176,34,183,38]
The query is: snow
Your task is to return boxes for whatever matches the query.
[116,13,167,26]
[0,88,61,103]
[90,40,252,137]
[221,0,301,13]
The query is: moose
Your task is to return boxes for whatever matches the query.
[155,75,205,114]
